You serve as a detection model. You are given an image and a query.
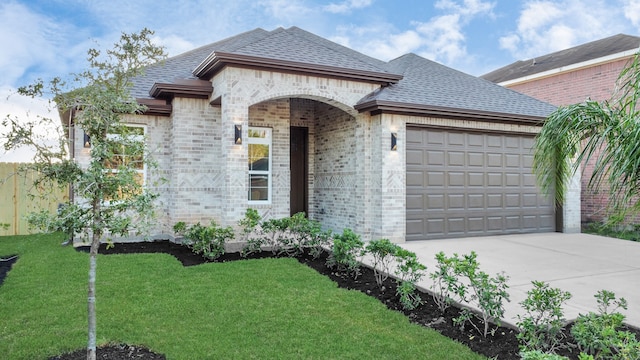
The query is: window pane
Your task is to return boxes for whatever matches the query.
[248,128,268,138]
[248,144,269,171]
[249,174,269,201]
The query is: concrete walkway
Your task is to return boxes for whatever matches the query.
[399,233,640,328]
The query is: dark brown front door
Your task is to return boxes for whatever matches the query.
[290,127,308,216]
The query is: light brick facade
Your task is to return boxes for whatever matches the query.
[72,60,579,242]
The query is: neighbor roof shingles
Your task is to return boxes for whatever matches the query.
[482,34,640,83]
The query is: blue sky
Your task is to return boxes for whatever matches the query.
[2,0,640,161]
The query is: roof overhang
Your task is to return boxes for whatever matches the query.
[137,98,172,116]
[354,100,547,126]
[149,79,213,99]
[193,51,403,84]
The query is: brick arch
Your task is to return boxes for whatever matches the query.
[248,93,359,117]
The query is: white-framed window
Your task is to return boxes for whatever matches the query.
[103,124,146,200]
[248,127,271,203]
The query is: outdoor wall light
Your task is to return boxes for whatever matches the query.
[83,131,91,148]
[391,132,397,151]
[234,124,242,145]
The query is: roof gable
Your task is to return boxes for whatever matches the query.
[193,27,400,83]
[482,34,640,83]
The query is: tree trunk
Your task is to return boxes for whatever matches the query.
[87,231,99,360]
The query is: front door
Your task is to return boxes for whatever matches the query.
[290,127,308,216]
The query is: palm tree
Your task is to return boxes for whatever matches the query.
[533,52,640,223]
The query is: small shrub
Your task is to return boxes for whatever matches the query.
[175,220,234,260]
[571,290,640,359]
[326,228,364,278]
[517,281,572,353]
[394,248,427,310]
[365,239,400,288]
[238,208,261,241]
[257,217,291,255]
[449,251,510,338]
[281,212,330,257]
[519,350,569,360]
[430,251,465,313]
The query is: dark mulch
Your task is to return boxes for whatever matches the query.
[0,254,18,287]
[3,240,639,359]
[48,343,166,360]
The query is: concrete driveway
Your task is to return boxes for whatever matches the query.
[399,232,640,328]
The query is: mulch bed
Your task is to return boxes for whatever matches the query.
[2,240,639,359]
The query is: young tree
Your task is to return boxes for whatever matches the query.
[533,52,640,223]
[2,29,165,360]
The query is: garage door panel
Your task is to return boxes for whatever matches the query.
[406,149,424,166]
[406,127,555,240]
[468,133,484,147]
[487,153,503,167]
[505,194,521,207]
[505,154,520,167]
[487,216,503,230]
[427,218,444,236]
[406,194,423,211]
[506,173,520,186]
[407,171,424,187]
[428,150,445,165]
[448,151,465,166]
[447,194,465,209]
[447,217,466,234]
[468,172,484,186]
[467,217,485,232]
[428,171,445,186]
[427,194,444,209]
[428,131,445,145]
[468,152,484,166]
[468,194,484,208]
[487,173,503,186]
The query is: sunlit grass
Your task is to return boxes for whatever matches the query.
[0,233,485,359]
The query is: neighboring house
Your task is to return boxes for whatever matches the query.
[69,26,573,242]
[482,34,640,224]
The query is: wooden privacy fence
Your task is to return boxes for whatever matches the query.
[0,163,69,236]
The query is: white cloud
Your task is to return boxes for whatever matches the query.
[152,35,195,58]
[499,0,627,59]
[0,86,59,163]
[323,0,373,14]
[623,0,640,27]
[256,0,313,22]
[334,0,495,66]
[435,0,495,17]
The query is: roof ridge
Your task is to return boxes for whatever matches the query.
[282,26,390,72]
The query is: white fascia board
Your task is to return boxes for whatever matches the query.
[498,48,640,87]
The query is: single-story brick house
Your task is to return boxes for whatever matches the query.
[70,26,578,242]
[482,34,640,224]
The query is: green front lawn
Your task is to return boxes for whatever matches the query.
[0,233,485,359]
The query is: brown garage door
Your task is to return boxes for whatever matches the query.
[406,127,555,241]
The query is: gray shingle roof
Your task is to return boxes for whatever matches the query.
[132,27,556,120]
[482,34,640,83]
[358,53,556,118]
[130,28,271,98]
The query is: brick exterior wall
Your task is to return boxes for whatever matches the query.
[72,64,579,242]
[505,57,633,224]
